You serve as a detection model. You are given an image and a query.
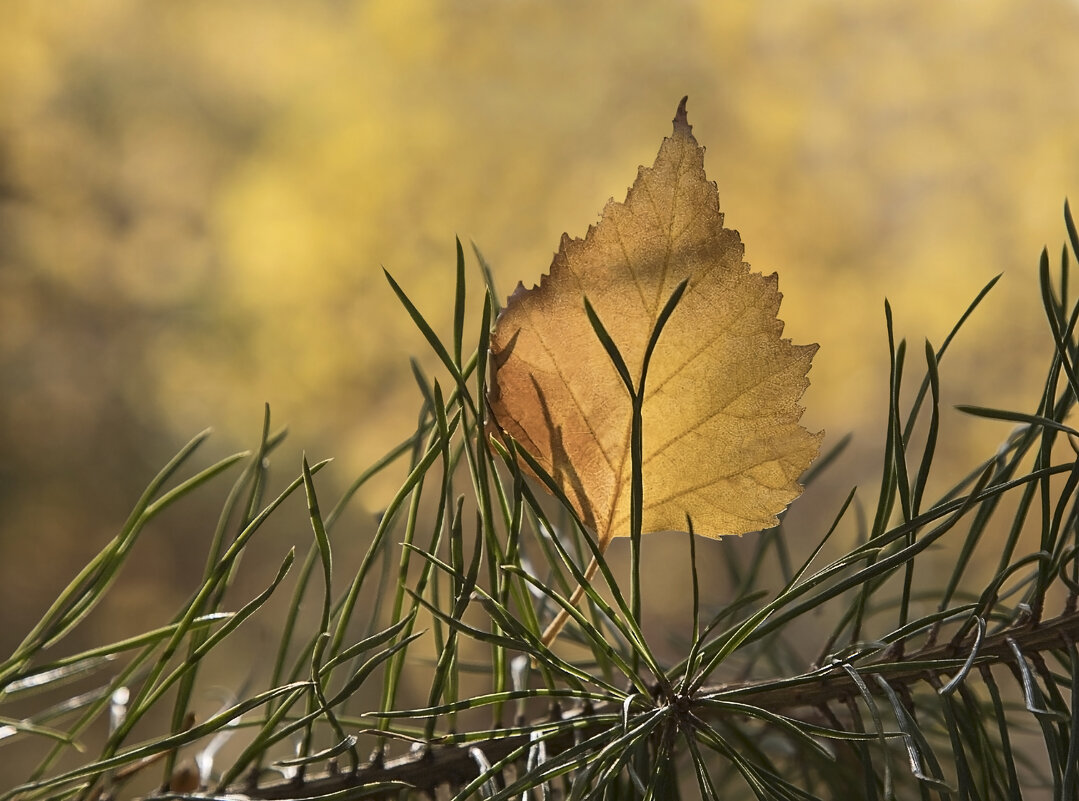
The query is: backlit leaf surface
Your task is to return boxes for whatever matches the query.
[490,99,821,551]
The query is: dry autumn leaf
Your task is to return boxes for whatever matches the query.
[489,98,821,638]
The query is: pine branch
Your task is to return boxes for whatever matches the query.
[15,217,1079,800]
[208,606,1079,801]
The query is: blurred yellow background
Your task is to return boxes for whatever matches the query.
[3,0,1079,754]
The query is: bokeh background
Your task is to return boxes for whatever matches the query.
[3,0,1079,785]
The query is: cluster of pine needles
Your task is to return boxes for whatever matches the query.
[6,209,1079,800]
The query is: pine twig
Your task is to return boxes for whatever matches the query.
[202,607,1079,801]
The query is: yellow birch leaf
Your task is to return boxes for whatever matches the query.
[490,97,822,556]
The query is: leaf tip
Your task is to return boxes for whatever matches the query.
[674,96,691,134]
